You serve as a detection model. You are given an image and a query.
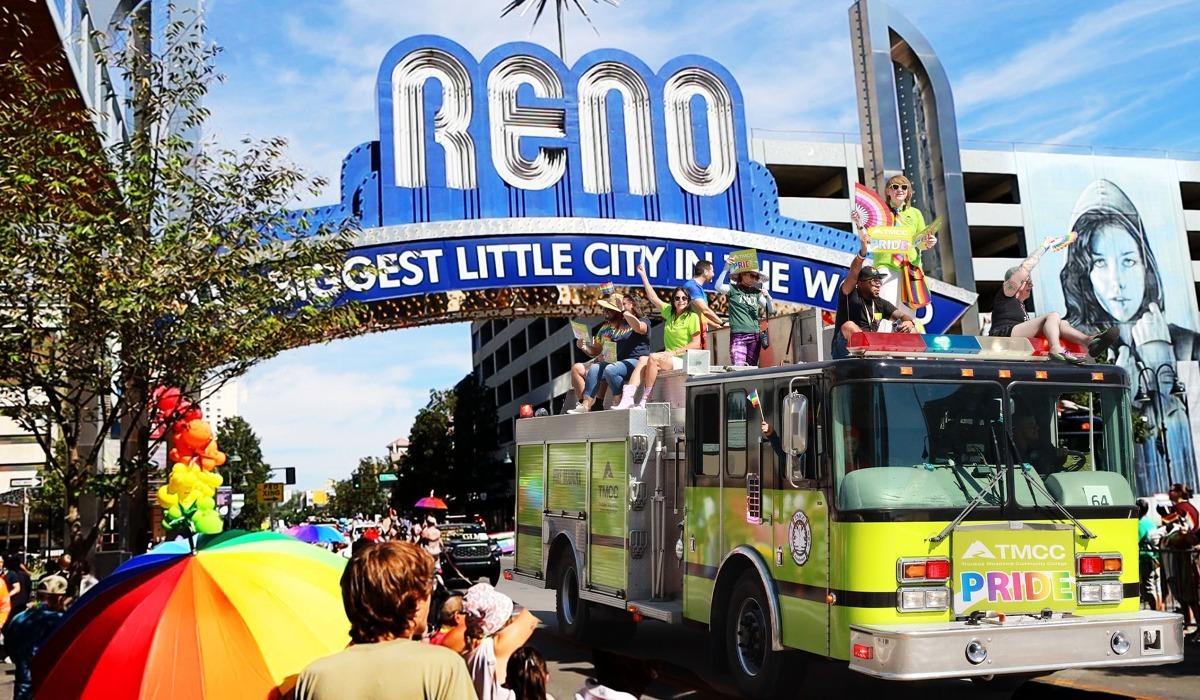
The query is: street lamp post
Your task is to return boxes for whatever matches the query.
[223,454,243,530]
[1135,363,1189,489]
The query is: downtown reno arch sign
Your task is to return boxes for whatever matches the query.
[298,36,975,332]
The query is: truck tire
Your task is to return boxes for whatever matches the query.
[724,571,804,699]
[555,556,591,640]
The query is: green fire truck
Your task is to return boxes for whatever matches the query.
[506,333,1183,697]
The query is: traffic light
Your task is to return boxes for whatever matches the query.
[283,467,296,485]
[352,474,361,489]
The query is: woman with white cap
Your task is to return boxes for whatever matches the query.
[462,583,539,700]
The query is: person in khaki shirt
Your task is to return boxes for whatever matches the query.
[294,542,477,700]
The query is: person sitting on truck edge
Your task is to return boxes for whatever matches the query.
[569,293,650,413]
[831,227,916,359]
[715,260,773,367]
[632,263,703,407]
[570,317,619,408]
[989,235,1116,364]
[683,259,725,331]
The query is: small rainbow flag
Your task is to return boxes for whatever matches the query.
[599,281,616,296]
[747,389,760,408]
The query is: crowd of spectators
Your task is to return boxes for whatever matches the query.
[1138,483,1200,644]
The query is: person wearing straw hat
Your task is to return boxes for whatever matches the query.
[569,292,650,414]
[714,254,773,366]
[7,575,69,700]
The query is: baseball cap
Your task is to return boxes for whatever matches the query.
[859,265,886,281]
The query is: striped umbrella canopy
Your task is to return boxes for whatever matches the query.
[34,530,349,699]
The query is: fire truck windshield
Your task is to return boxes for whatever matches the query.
[832,381,1007,511]
[832,381,1136,512]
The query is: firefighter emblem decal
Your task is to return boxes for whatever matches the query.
[789,510,811,566]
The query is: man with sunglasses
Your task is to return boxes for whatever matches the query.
[831,227,917,359]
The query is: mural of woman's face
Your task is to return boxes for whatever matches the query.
[1088,223,1145,323]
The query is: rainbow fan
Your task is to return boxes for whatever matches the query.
[852,183,893,229]
[1050,231,1078,252]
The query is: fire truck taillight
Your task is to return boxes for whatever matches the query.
[898,558,950,582]
[1077,554,1122,577]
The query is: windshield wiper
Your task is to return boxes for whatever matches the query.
[929,422,1007,544]
[1002,422,1097,540]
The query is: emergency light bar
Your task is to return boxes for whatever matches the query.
[848,332,1088,361]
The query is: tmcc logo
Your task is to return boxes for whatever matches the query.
[962,540,1067,561]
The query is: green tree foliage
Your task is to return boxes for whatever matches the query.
[394,390,456,508]
[330,457,391,520]
[0,16,360,557]
[215,416,273,530]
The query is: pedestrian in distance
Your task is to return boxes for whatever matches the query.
[830,227,917,359]
[503,646,556,700]
[989,235,1117,364]
[7,575,69,700]
[462,582,539,700]
[294,542,477,700]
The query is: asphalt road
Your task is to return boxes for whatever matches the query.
[495,557,1200,700]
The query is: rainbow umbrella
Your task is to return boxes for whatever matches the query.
[34,530,349,699]
[288,523,344,544]
[414,495,448,510]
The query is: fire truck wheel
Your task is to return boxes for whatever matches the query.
[725,572,803,699]
[555,557,591,640]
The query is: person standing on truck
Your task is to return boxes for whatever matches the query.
[989,235,1116,364]
[831,227,917,359]
[683,259,725,331]
[631,264,703,407]
[715,262,772,367]
[569,293,650,413]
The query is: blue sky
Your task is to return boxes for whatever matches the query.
[202,0,1200,491]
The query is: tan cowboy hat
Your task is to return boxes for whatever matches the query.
[596,292,626,313]
[733,268,769,282]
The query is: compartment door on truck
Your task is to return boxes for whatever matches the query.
[588,440,627,592]
[684,386,722,624]
[515,443,546,576]
[769,376,830,656]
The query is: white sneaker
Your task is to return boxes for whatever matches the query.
[567,403,591,415]
[614,386,638,410]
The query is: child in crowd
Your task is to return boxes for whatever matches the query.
[463,583,539,700]
[504,646,555,700]
[429,594,467,653]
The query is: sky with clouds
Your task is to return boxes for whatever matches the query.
[202,0,1200,491]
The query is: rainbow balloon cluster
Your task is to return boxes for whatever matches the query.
[151,388,229,536]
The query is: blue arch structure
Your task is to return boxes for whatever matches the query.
[294,36,975,332]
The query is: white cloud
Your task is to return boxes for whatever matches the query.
[237,327,472,490]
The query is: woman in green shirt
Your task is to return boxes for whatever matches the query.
[621,264,704,408]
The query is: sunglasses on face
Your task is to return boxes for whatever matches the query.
[889,183,909,191]
[673,295,688,301]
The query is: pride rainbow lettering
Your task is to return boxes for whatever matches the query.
[959,570,1074,605]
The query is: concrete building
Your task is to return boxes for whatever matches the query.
[473,132,1200,453]
[387,438,409,464]
[201,380,240,432]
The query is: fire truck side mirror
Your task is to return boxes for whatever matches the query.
[783,392,809,456]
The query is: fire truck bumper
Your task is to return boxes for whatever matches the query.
[848,610,1183,680]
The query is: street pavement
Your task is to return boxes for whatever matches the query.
[496,558,1200,700]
